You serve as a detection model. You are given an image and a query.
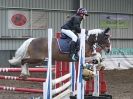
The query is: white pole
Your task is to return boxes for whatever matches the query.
[70,62,76,96]
[43,28,53,99]
[93,65,100,96]
[77,29,85,99]
[30,9,32,36]
[80,0,83,7]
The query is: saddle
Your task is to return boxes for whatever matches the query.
[57,33,80,54]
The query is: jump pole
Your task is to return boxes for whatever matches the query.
[70,62,76,96]
[0,85,42,93]
[92,43,100,96]
[0,75,45,82]
[93,64,100,96]
[0,68,55,72]
[76,29,86,99]
[43,28,53,99]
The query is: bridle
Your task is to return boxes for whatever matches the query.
[85,31,111,51]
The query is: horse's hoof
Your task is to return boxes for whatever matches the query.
[82,69,94,81]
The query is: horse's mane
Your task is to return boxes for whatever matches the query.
[86,29,104,40]
[88,29,104,35]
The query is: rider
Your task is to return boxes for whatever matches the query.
[61,8,88,61]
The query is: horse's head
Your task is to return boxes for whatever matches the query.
[96,27,111,53]
[86,27,111,53]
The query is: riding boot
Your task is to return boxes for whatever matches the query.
[70,41,79,61]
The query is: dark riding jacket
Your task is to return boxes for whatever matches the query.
[61,14,83,33]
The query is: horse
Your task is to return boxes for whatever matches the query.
[8,27,111,79]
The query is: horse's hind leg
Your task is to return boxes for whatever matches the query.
[20,63,30,79]
[21,58,44,65]
[20,58,44,79]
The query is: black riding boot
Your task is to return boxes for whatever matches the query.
[70,41,79,61]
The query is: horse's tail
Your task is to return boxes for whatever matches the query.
[8,38,35,65]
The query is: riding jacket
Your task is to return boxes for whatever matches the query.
[61,14,83,33]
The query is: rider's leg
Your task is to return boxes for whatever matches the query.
[70,41,78,60]
[61,29,78,61]
[61,29,77,40]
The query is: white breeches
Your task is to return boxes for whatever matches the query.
[61,29,78,42]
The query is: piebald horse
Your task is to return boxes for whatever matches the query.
[9,28,111,78]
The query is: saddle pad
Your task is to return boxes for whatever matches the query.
[57,38,71,54]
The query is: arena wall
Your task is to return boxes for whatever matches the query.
[0,0,132,67]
